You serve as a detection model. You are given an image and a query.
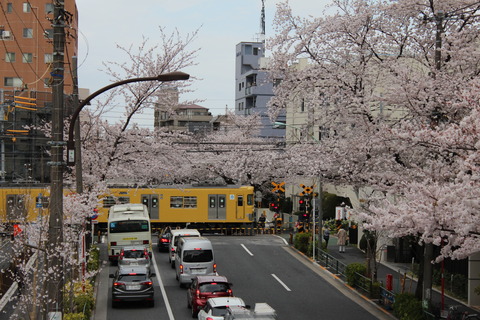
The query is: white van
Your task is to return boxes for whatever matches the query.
[168,229,201,268]
[175,237,216,287]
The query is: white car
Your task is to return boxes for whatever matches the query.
[197,297,246,320]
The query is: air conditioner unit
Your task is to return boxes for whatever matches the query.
[2,30,11,38]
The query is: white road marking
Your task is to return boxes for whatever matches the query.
[241,244,254,256]
[271,273,292,292]
[152,252,175,320]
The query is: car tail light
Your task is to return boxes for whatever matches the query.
[113,282,125,289]
[143,240,149,244]
[161,238,169,243]
[206,317,214,320]
[227,289,232,295]
[111,241,117,246]
[213,263,217,273]
[196,289,200,298]
[141,281,153,287]
[179,264,184,274]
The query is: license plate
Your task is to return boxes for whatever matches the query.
[191,268,206,275]
[127,285,141,290]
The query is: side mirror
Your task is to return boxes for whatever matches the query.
[109,274,115,278]
[150,273,156,277]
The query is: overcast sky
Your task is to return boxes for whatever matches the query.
[75,0,332,127]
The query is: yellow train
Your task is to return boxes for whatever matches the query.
[0,184,256,229]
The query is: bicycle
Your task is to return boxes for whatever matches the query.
[446,305,480,320]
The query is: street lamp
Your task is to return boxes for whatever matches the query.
[274,121,323,260]
[66,71,190,166]
[45,71,188,319]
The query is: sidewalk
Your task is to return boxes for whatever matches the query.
[283,232,479,318]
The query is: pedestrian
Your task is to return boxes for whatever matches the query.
[337,227,348,253]
[323,228,330,247]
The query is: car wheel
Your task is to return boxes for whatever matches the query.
[187,295,191,308]
[171,261,175,269]
[112,301,119,309]
[191,307,198,318]
[148,300,155,308]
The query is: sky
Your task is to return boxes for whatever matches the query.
[75,0,332,127]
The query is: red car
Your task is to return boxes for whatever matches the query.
[187,275,233,318]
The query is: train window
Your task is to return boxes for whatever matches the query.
[117,197,130,204]
[151,197,158,208]
[247,194,253,206]
[237,196,244,207]
[219,197,225,208]
[103,196,116,208]
[170,196,183,208]
[209,197,216,208]
[183,196,197,208]
[142,197,149,207]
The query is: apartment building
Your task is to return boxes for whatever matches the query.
[234,41,285,139]
[0,0,78,182]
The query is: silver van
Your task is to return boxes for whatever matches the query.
[175,237,216,287]
[168,229,201,268]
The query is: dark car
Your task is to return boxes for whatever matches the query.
[109,265,155,308]
[187,275,233,317]
[157,227,172,252]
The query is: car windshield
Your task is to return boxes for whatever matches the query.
[183,249,213,263]
[211,306,228,316]
[200,283,229,293]
[118,274,147,282]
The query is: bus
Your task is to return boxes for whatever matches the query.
[107,203,152,262]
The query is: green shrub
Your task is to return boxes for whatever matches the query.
[345,262,367,287]
[393,293,424,320]
[87,245,100,272]
[63,313,85,320]
[64,281,95,319]
[294,232,311,255]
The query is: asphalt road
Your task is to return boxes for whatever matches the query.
[97,234,391,320]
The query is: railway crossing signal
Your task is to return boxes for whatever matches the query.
[271,181,285,193]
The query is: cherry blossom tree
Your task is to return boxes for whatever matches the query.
[267,0,480,300]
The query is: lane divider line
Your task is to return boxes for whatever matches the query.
[271,273,292,292]
[152,252,175,320]
[241,244,254,256]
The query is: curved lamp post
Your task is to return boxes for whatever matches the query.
[66,71,190,166]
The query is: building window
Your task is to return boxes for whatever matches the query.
[23,2,31,12]
[4,77,23,87]
[45,3,54,13]
[5,52,15,63]
[22,53,33,63]
[7,3,13,13]
[44,53,53,63]
[44,29,53,39]
[23,28,33,38]
[245,44,252,55]
[253,47,259,55]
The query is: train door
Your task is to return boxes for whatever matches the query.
[141,194,159,219]
[208,194,226,220]
[236,195,245,219]
[6,194,26,221]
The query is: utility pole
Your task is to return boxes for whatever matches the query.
[46,1,66,319]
